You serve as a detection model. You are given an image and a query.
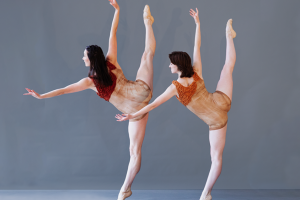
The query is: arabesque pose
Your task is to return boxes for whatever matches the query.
[24,0,156,199]
[116,8,236,200]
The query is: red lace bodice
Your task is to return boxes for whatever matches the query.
[92,61,117,101]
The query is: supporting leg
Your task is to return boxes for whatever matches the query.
[200,125,227,200]
[117,114,148,200]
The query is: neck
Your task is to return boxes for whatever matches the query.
[177,71,182,79]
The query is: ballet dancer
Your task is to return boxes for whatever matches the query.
[116,8,236,200]
[24,0,156,199]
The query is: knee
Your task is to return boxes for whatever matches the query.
[220,67,233,78]
[129,146,141,159]
[141,50,154,62]
[211,153,223,166]
[224,59,236,69]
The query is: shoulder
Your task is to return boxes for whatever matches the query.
[106,57,117,66]
[106,57,122,70]
[105,55,117,65]
[81,77,95,87]
[193,68,203,80]
[168,83,178,94]
[172,80,179,86]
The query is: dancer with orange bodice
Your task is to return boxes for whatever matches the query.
[116,8,236,200]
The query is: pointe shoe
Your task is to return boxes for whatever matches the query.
[226,19,236,38]
[200,193,212,200]
[143,5,154,25]
[117,188,132,200]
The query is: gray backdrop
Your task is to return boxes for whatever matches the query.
[0,0,299,190]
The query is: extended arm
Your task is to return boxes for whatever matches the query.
[106,0,120,65]
[116,84,177,121]
[190,8,203,79]
[24,77,93,99]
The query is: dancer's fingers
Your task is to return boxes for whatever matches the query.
[23,93,31,95]
[116,114,121,118]
[118,114,124,119]
[116,115,124,121]
[196,8,198,14]
[26,88,31,92]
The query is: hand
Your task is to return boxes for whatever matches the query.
[115,113,133,121]
[23,88,43,99]
[190,8,200,24]
[109,0,119,10]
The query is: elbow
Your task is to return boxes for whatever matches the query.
[110,29,118,37]
[59,88,66,95]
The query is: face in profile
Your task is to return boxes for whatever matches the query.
[169,62,179,74]
[82,49,90,67]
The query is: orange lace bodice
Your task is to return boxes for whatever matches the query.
[172,72,201,106]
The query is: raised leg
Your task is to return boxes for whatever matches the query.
[216,19,236,100]
[200,125,227,200]
[136,5,156,91]
[117,114,149,200]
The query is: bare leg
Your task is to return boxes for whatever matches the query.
[117,6,155,200]
[136,5,156,91]
[117,114,149,200]
[216,19,236,100]
[200,125,227,200]
[200,20,236,200]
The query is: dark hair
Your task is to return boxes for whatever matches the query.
[86,45,113,87]
[169,51,194,78]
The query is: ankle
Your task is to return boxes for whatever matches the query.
[201,190,210,197]
[226,34,233,40]
[144,21,152,26]
[121,186,131,193]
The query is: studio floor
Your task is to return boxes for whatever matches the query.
[0,190,299,200]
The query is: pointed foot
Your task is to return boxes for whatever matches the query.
[117,189,132,200]
[226,19,236,38]
[143,5,154,25]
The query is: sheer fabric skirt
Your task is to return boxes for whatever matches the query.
[109,74,152,122]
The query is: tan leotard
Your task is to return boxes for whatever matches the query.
[172,71,231,130]
[93,61,152,122]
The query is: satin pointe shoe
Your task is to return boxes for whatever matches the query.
[117,187,132,200]
[143,5,154,25]
[226,19,236,38]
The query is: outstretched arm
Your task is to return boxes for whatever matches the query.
[106,0,120,65]
[190,8,203,79]
[24,77,93,99]
[116,84,177,121]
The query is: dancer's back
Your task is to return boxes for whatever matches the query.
[172,71,231,130]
